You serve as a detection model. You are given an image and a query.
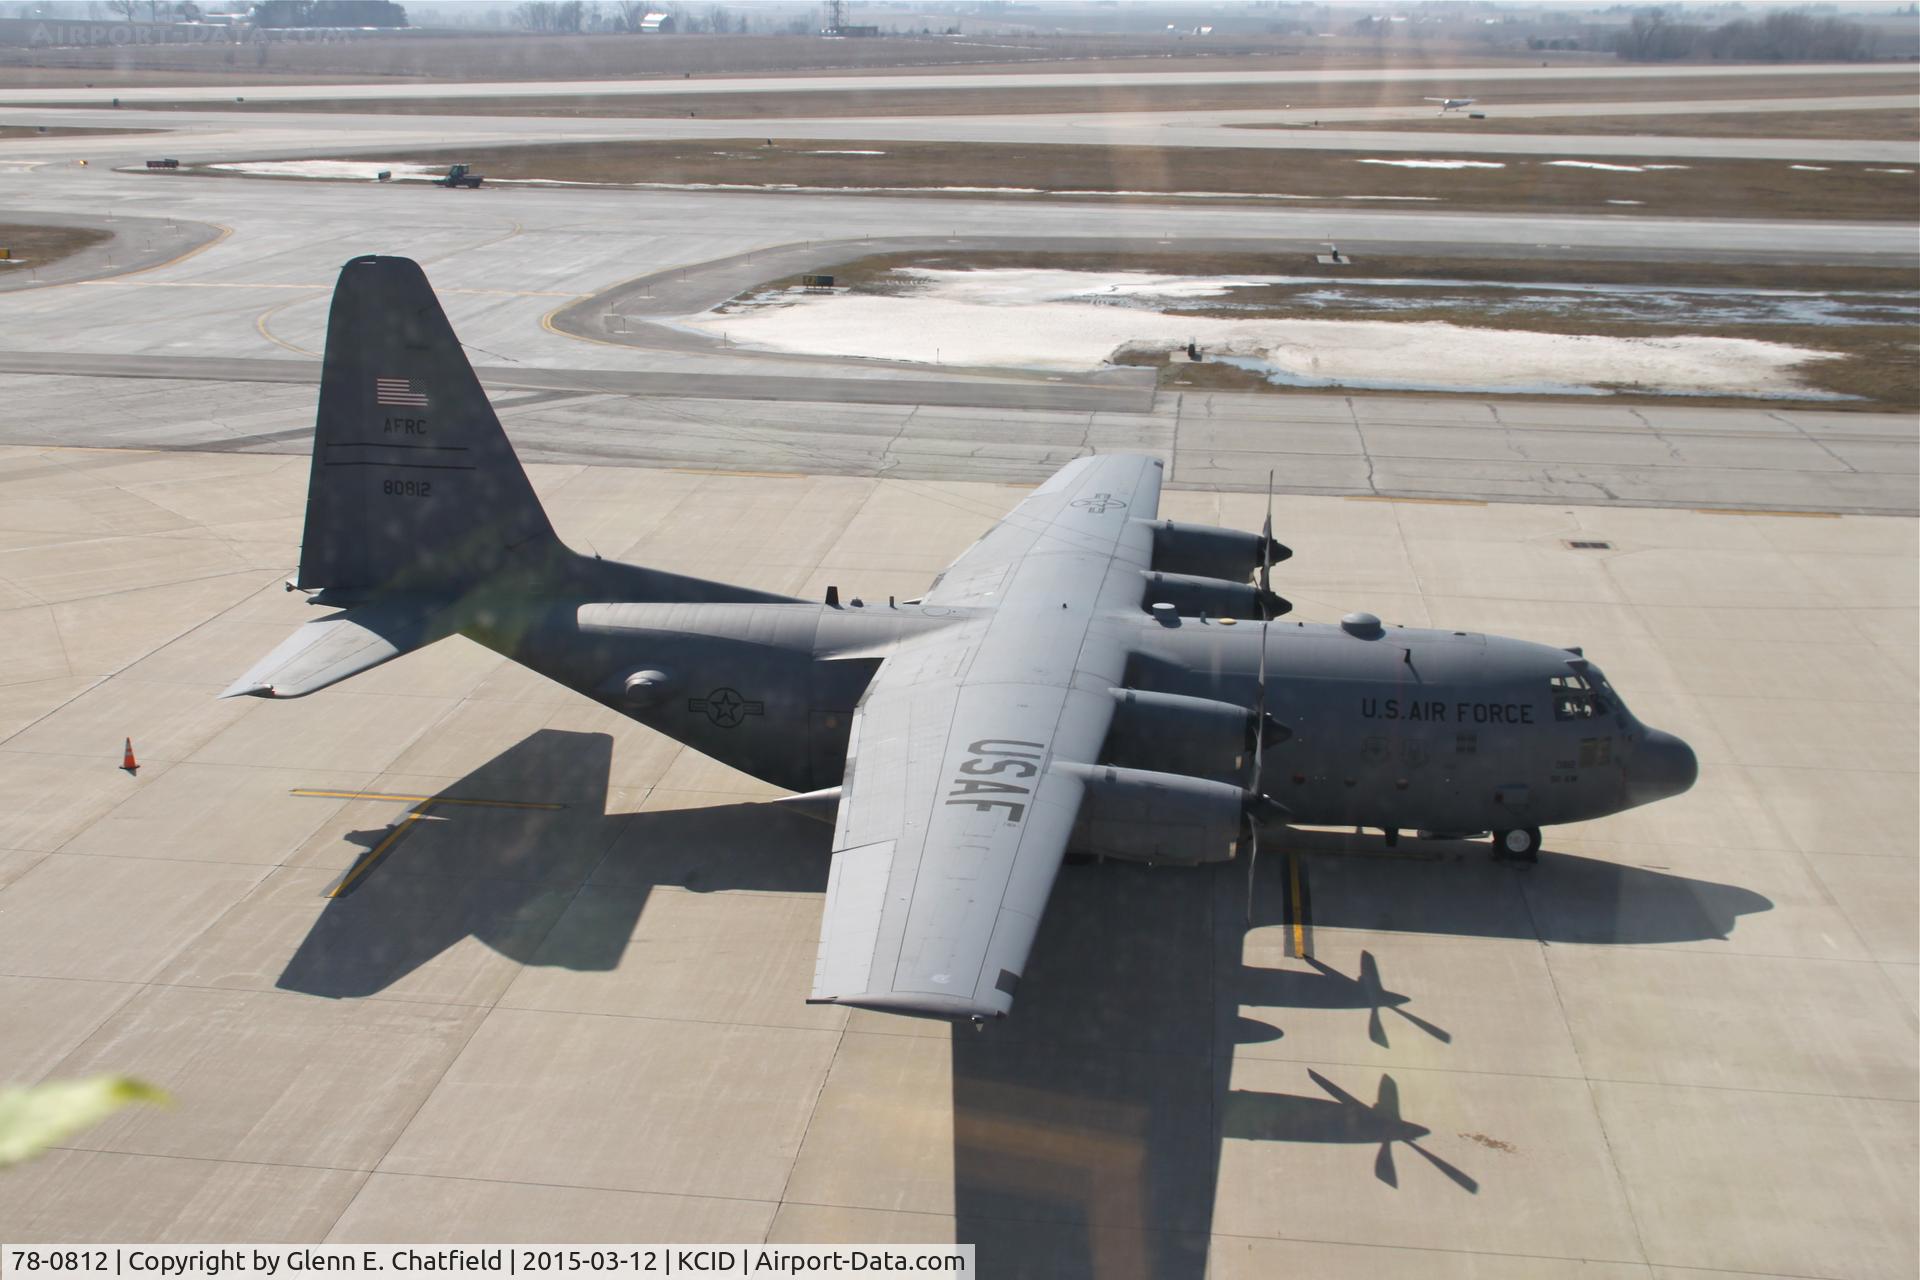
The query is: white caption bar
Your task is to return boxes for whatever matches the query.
[0,1248,973,1279]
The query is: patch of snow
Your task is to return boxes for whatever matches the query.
[1343,195,1443,201]
[207,159,443,181]
[1057,189,1312,199]
[1644,164,1690,171]
[1546,160,1651,173]
[1606,199,1645,206]
[1355,158,1506,170]
[681,270,1843,399]
[805,150,886,155]
[1867,167,1915,174]
[1791,165,1831,172]
[900,269,1290,306]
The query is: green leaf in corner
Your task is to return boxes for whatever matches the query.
[0,1076,169,1168]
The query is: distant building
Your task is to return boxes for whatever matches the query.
[638,12,675,34]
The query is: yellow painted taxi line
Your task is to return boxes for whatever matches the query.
[291,788,564,810]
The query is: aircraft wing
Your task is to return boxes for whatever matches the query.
[809,454,1162,1019]
[922,453,1163,606]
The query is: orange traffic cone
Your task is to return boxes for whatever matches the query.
[121,737,139,774]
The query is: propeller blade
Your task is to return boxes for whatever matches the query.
[1368,1001,1389,1049]
[1245,821,1259,926]
[1254,621,1267,783]
[1375,1073,1402,1122]
[1260,470,1275,597]
[1373,1141,1398,1188]
[1391,1006,1455,1044]
[1247,616,1271,926]
[1307,1068,1366,1111]
[1407,1141,1481,1194]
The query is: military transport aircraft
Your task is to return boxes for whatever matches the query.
[226,257,1698,1022]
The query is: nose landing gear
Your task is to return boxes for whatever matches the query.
[1493,827,1542,863]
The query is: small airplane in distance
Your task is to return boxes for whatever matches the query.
[1425,96,1477,112]
[228,256,1698,1023]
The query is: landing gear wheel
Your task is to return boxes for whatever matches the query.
[1495,827,1541,863]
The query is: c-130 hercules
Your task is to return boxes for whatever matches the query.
[229,257,1698,1022]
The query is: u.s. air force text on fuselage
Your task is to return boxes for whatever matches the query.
[226,255,1699,1022]
[1363,698,1533,725]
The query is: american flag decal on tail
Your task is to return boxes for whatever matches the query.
[375,377,429,407]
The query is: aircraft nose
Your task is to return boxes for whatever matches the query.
[1627,728,1698,807]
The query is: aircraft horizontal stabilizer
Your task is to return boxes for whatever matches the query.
[220,598,458,699]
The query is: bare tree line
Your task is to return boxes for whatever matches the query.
[1612,7,1878,62]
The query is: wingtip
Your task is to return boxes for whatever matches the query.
[218,681,277,700]
[807,992,1007,1023]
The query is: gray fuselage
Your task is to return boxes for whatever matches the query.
[464,598,1696,839]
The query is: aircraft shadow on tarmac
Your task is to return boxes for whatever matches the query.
[275,729,829,1000]
[276,731,1772,1280]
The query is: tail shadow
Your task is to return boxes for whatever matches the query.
[276,729,828,998]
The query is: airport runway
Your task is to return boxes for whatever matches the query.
[0,52,1915,1273]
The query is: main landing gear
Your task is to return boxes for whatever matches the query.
[1493,827,1542,863]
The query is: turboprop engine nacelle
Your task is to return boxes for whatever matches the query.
[1103,687,1252,781]
[1141,571,1290,620]
[1141,519,1291,581]
[1058,763,1247,865]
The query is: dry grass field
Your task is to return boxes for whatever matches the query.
[788,248,1920,295]
[1247,107,1920,141]
[0,32,1574,87]
[86,71,1918,120]
[0,222,111,268]
[269,137,1920,222]
[0,125,152,139]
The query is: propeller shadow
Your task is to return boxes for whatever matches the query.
[1222,1070,1479,1194]
[1238,951,1452,1049]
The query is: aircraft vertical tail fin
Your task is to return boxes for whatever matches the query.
[230,256,803,701]
[296,255,558,599]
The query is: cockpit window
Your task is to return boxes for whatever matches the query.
[1550,672,1610,720]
